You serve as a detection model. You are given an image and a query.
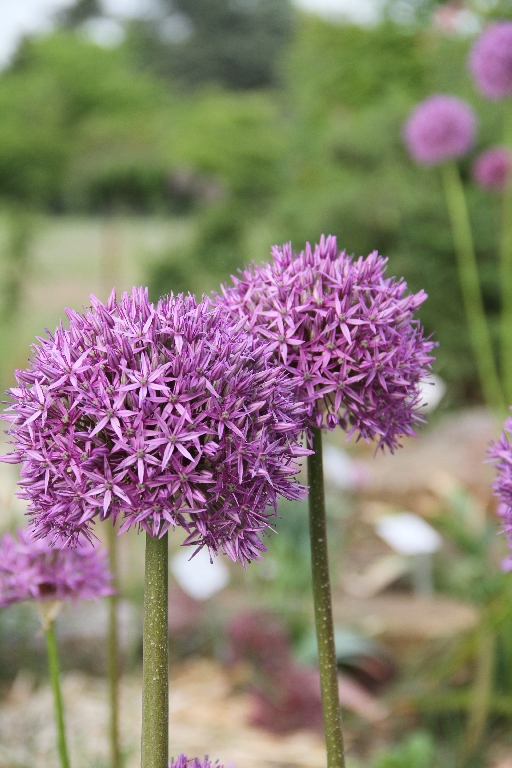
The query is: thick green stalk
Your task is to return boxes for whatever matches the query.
[142,531,169,768]
[308,427,345,768]
[500,103,512,402]
[107,522,121,768]
[45,620,71,768]
[441,162,505,413]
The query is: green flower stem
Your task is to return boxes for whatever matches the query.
[45,620,71,768]
[501,103,512,402]
[142,531,169,768]
[308,427,345,768]
[441,162,505,413]
[107,522,121,768]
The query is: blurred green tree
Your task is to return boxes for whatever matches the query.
[59,0,294,90]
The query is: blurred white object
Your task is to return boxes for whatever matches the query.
[418,374,446,412]
[171,547,229,601]
[375,513,442,595]
[322,444,368,491]
[375,512,442,556]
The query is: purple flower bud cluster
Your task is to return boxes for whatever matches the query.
[469,21,512,100]
[170,757,227,768]
[403,95,476,165]
[0,528,113,608]
[1,289,308,565]
[215,236,435,451]
[473,146,512,191]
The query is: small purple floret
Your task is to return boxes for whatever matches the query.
[215,235,435,451]
[1,289,307,565]
[0,528,113,608]
[469,22,512,99]
[473,146,512,191]
[403,95,476,165]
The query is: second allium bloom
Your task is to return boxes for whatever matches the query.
[403,95,476,165]
[216,236,435,450]
[1,289,307,566]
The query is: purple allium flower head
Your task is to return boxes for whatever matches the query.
[403,95,476,165]
[469,22,512,99]
[215,236,436,451]
[473,146,512,190]
[170,757,230,768]
[0,528,113,608]
[1,289,307,565]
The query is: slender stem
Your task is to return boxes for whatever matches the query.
[307,427,345,768]
[461,632,495,761]
[441,162,505,413]
[501,103,512,402]
[142,531,169,768]
[45,620,71,768]
[107,521,122,768]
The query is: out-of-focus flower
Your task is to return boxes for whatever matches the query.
[469,21,512,99]
[403,95,476,165]
[0,528,113,608]
[1,289,307,566]
[489,424,512,568]
[473,146,512,190]
[215,236,435,451]
[170,757,228,768]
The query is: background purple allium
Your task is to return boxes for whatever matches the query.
[1,289,307,565]
[0,528,113,608]
[490,419,512,568]
[170,757,228,768]
[469,22,512,99]
[473,146,512,190]
[215,236,435,451]
[403,95,476,165]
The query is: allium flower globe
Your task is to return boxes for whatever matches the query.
[403,95,476,165]
[470,22,512,99]
[216,236,435,451]
[473,146,512,191]
[1,289,307,566]
[0,528,112,608]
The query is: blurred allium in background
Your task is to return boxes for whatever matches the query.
[1,289,307,566]
[489,420,512,569]
[403,95,476,165]
[169,757,229,768]
[0,528,112,608]
[473,146,512,191]
[469,21,512,99]
[216,236,435,450]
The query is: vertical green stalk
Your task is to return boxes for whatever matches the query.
[45,620,71,768]
[441,162,505,413]
[142,531,169,768]
[461,633,495,761]
[500,103,512,402]
[107,522,121,768]
[308,427,345,768]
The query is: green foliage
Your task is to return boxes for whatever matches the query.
[0,34,173,210]
[371,732,435,768]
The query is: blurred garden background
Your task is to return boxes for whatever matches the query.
[3,0,512,766]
